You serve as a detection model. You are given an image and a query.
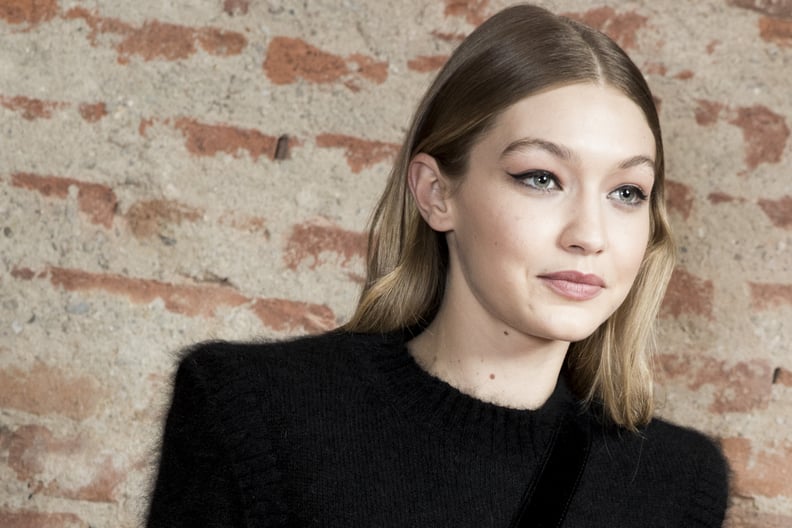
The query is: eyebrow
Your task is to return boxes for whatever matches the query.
[501,137,655,171]
[502,137,577,163]
[618,155,655,171]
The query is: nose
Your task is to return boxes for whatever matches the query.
[558,195,607,255]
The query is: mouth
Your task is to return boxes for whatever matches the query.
[538,271,605,301]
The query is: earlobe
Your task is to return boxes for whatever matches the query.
[407,153,455,232]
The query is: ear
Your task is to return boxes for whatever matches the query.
[407,153,455,232]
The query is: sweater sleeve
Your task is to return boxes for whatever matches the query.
[683,434,730,527]
[146,351,246,528]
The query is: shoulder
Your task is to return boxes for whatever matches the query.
[173,330,394,410]
[643,417,722,449]
[648,417,731,485]
[178,330,372,380]
[154,333,370,526]
[575,415,729,526]
[641,417,729,475]
[601,416,730,487]
[588,416,729,525]
[589,413,727,470]
[164,330,389,459]
[649,418,730,525]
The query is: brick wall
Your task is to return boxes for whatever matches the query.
[1,1,789,526]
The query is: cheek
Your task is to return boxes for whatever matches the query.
[487,207,549,257]
[613,215,651,277]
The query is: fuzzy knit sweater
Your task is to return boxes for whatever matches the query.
[146,330,729,527]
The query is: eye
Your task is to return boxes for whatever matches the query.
[609,185,648,206]
[509,170,561,192]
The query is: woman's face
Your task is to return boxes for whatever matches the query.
[441,82,655,344]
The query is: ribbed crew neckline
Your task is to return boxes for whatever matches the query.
[363,331,579,457]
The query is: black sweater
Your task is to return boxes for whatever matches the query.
[146,330,729,527]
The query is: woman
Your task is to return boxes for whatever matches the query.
[147,4,729,527]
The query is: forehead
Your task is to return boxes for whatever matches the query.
[479,83,656,163]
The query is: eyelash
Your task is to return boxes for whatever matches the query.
[609,185,648,206]
[509,170,559,192]
[508,170,649,207]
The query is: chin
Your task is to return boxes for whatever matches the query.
[553,330,598,344]
[540,305,618,343]
[533,319,606,344]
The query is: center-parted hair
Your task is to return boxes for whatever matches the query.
[343,3,676,430]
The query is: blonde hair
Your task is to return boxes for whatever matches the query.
[343,4,676,430]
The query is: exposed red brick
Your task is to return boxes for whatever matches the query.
[196,27,247,56]
[443,0,491,26]
[138,117,155,136]
[5,425,125,502]
[748,282,792,310]
[643,62,667,76]
[660,268,714,319]
[283,218,366,270]
[64,7,247,64]
[706,39,721,54]
[20,265,331,331]
[263,36,388,89]
[0,0,58,27]
[349,53,388,83]
[12,172,70,198]
[63,7,129,44]
[657,355,772,413]
[674,69,694,80]
[407,54,449,73]
[775,367,792,386]
[722,437,792,498]
[694,99,725,126]
[759,15,792,46]
[0,511,88,528]
[173,117,280,160]
[124,199,203,238]
[218,212,269,235]
[264,37,343,84]
[729,105,790,169]
[250,298,335,334]
[47,267,249,319]
[11,267,36,280]
[0,362,103,420]
[346,271,365,284]
[11,173,117,228]
[75,186,116,229]
[223,0,249,15]
[757,195,792,229]
[664,180,694,219]
[78,102,108,123]
[707,191,742,204]
[0,95,68,120]
[431,30,466,43]
[728,0,792,18]
[117,20,197,62]
[564,6,648,50]
[315,133,399,173]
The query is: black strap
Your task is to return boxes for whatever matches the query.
[509,411,591,528]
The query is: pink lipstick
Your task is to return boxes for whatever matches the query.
[538,271,605,301]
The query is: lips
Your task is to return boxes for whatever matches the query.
[538,271,605,301]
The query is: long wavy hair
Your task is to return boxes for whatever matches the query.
[343,3,676,430]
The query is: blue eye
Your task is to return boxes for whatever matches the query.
[609,185,647,206]
[510,170,560,191]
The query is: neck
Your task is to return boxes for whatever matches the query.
[407,302,570,410]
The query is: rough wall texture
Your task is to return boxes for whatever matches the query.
[0,0,789,526]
